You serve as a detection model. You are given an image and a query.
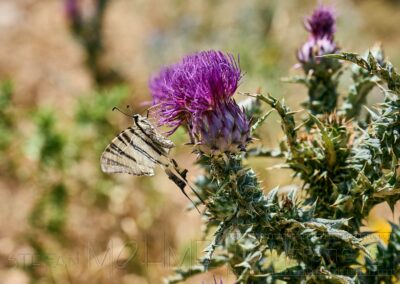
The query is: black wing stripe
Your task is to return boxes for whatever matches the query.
[102,156,153,175]
[127,127,164,156]
[110,143,137,163]
[131,142,160,164]
[117,134,128,146]
[104,147,132,164]
[102,157,130,168]
[121,131,134,147]
[105,147,120,157]
[119,129,161,165]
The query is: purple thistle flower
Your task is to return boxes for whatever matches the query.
[298,5,339,68]
[305,5,336,40]
[150,50,242,133]
[149,50,250,153]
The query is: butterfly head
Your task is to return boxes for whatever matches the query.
[132,113,146,124]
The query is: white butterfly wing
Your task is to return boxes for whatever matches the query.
[100,123,173,176]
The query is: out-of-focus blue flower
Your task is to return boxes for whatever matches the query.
[149,50,250,153]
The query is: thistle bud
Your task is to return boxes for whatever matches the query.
[298,5,340,73]
[195,100,250,154]
[294,5,342,115]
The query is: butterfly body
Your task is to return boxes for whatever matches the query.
[100,114,173,176]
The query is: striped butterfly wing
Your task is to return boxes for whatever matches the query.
[101,114,204,210]
[100,117,173,176]
[133,115,174,150]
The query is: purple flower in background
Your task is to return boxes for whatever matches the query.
[150,50,242,133]
[150,50,250,153]
[305,5,336,40]
[64,0,103,29]
[298,5,339,67]
[297,37,338,64]
[64,0,81,25]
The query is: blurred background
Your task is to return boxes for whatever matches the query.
[0,0,400,283]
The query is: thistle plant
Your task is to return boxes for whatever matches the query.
[136,5,400,283]
[294,5,341,115]
[146,50,378,283]
[339,45,385,121]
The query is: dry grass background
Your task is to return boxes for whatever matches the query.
[0,0,400,283]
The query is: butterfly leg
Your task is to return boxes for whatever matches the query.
[165,168,202,213]
[170,159,205,205]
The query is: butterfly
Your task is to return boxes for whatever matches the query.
[100,110,203,209]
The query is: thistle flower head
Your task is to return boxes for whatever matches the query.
[195,100,250,154]
[150,50,250,153]
[305,5,336,40]
[297,37,338,64]
[150,50,242,133]
[298,5,339,70]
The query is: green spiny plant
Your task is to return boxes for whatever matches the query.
[150,6,400,283]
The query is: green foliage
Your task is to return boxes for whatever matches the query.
[339,46,384,120]
[26,110,65,168]
[328,51,400,208]
[169,153,370,283]
[29,183,68,235]
[74,85,131,159]
[0,80,14,151]
[324,51,400,94]
[285,57,342,116]
[75,85,130,128]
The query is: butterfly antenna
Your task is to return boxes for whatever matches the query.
[112,106,134,118]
